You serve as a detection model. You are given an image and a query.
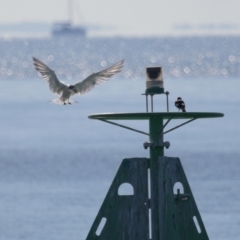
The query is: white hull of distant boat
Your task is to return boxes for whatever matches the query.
[51,0,86,37]
[52,22,85,37]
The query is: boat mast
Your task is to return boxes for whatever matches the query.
[68,0,74,24]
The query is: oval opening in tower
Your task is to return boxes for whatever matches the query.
[173,182,184,194]
[118,183,134,196]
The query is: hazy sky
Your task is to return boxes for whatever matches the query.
[0,0,239,36]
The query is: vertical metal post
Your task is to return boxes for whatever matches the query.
[165,91,169,112]
[149,116,164,240]
[151,95,154,112]
[146,95,148,112]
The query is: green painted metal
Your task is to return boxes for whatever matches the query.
[87,111,223,240]
[85,158,210,240]
[158,157,209,240]
[98,119,149,136]
[86,158,149,240]
[149,116,164,240]
[89,112,224,120]
[145,87,165,94]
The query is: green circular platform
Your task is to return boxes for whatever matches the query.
[88,112,224,120]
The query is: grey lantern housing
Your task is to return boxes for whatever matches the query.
[146,67,164,94]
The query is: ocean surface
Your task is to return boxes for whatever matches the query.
[0,36,239,240]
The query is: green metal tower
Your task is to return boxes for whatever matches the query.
[86,67,224,240]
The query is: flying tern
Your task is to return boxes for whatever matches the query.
[33,57,124,105]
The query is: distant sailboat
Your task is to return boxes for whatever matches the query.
[52,0,86,37]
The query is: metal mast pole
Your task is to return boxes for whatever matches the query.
[68,0,73,23]
[149,116,164,240]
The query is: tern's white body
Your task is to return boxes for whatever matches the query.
[53,88,73,104]
[33,57,124,105]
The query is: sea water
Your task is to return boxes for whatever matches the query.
[0,37,239,240]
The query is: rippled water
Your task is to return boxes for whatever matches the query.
[0,36,240,81]
[0,37,239,240]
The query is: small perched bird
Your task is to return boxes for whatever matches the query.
[175,97,186,112]
[33,57,124,105]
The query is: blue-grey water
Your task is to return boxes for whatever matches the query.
[0,36,239,240]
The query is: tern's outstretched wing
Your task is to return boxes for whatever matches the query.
[73,59,124,95]
[33,57,67,95]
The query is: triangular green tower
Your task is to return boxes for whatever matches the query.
[86,156,209,240]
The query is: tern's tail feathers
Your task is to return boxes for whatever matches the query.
[50,98,78,105]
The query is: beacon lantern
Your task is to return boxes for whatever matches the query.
[146,67,164,94]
